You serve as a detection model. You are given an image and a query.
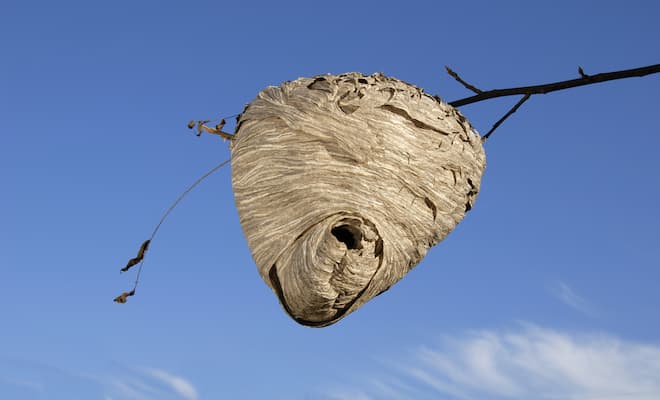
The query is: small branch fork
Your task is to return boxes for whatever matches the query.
[482,94,530,141]
[445,63,660,140]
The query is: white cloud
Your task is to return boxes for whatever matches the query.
[141,367,198,400]
[0,359,198,400]
[324,389,373,400]
[108,378,151,400]
[0,376,44,395]
[100,366,198,400]
[551,281,597,317]
[328,325,660,400]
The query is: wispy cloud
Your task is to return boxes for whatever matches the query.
[321,389,373,400]
[0,376,44,396]
[103,366,198,400]
[551,281,597,317]
[108,377,153,400]
[0,359,198,400]
[326,324,660,400]
[140,367,198,400]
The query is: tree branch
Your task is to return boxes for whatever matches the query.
[448,63,660,107]
[445,66,482,94]
[482,94,530,141]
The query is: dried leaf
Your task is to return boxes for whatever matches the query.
[199,122,233,140]
[196,120,211,136]
[199,124,215,134]
[120,239,150,273]
[113,290,135,303]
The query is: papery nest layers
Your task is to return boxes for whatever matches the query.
[231,72,486,327]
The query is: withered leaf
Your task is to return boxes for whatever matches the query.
[196,120,211,136]
[113,290,135,303]
[199,122,233,140]
[120,239,151,273]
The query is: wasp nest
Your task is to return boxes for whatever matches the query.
[231,72,486,327]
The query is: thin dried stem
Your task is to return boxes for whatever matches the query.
[115,158,231,303]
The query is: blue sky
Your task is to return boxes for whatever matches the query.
[1,0,659,399]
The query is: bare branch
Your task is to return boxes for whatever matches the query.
[482,94,531,141]
[449,63,660,107]
[578,66,589,78]
[445,66,483,94]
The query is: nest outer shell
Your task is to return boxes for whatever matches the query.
[231,72,486,327]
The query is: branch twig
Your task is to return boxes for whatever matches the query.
[448,63,660,107]
[578,66,589,78]
[445,66,482,94]
[482,94,530,141]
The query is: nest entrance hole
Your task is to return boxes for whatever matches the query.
[331,224,363,250]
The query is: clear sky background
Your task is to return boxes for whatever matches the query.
[2,1,659,399]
